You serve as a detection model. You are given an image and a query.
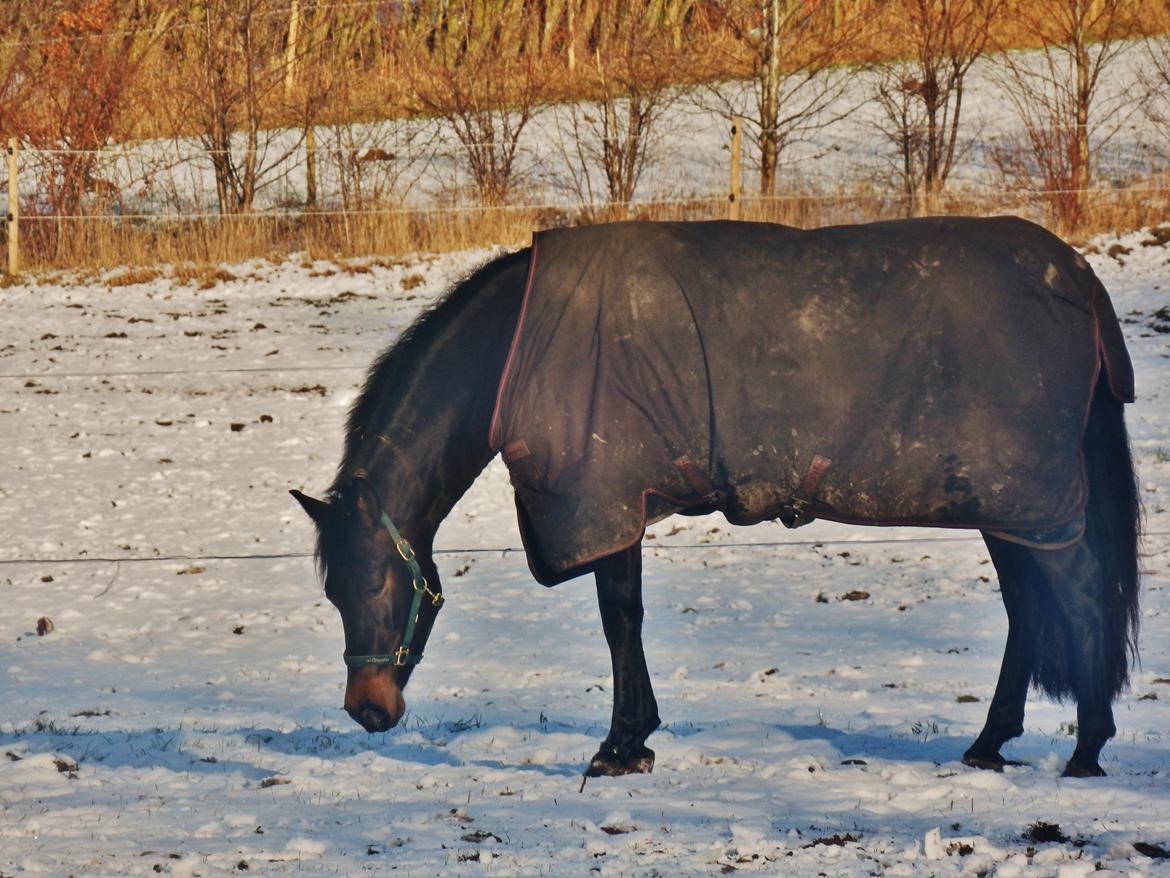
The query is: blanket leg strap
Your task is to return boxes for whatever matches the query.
[674,456,720,505]
[986,517,1086,551]
[779,453,833,529]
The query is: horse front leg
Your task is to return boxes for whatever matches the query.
[586,542,661,777]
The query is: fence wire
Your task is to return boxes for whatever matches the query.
[4,531,1170,569]
[6,134,1167,236]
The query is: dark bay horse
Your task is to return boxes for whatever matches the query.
[292,218,1140,779]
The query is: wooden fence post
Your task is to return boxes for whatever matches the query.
[6,138,18,277]
[729,115,742,221]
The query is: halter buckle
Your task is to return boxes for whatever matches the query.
[395,537,417,564]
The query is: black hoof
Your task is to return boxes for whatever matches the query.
[963,752,1006,772]
[585,745,655,777]
[962,749,1025,772]
[1062,759,1106,778]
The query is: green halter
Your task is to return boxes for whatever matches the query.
[343,512,444,669]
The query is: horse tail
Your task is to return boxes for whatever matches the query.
[1083,371,1143,696]
[1032,372,1141,701]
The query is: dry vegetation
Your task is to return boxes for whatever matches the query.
[2,0,1169,271]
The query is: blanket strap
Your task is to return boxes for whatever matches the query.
[778,454,833,529]
[674,456,719,505]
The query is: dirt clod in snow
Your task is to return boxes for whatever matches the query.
[1025,822,1069,844]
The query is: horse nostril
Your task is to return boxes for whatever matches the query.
[348,701,393,733]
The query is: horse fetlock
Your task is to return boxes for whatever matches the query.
[962,728,1028,772]
[1063,728,1113,778]
[639,712,662,739]
[604,713,659,750]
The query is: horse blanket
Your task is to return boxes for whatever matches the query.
[489,218,1134,585]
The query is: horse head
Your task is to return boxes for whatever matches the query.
[291,478,443,733]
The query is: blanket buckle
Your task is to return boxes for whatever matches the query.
[779,454,833,529]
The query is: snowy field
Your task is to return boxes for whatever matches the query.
[0,226,1168,877]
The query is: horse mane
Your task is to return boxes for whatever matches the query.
[332,248,529,493]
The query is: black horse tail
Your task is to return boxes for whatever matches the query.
[1032,372,1142,701]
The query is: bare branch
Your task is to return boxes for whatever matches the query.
[991,0,1137,228]
[871,0,1003,213]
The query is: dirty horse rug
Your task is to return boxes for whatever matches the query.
[489,218,1134,585]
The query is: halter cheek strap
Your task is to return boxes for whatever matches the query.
[343,512,444,669]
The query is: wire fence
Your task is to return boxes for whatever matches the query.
[5,127,1168,224]
[0,535,1013,568]
[5,530,1170,569]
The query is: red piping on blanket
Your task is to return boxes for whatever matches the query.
[1093,278,1135,403]
[488,237,539,452]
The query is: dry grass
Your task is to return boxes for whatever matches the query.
[105,266,162,287]
[10,176,1168,275]
[736,176,1170,243]
[172,263,238,289]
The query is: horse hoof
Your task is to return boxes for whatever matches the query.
[585,746,655,777]
[1062,760,1106,778]
[962,750,1025,772]
[962,753,1006,772]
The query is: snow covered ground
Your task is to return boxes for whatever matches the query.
[1,226,1169,877]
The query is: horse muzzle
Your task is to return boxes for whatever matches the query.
[344,669,406,733]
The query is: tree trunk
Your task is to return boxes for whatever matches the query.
[759,0,785,195]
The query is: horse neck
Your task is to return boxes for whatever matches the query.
[340,251,529,547]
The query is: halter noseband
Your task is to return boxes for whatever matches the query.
[343,512,444,669]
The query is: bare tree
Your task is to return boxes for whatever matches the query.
[398,6,546,206]
[1140,29,1170,162]
[703,0,865,196]
[17,1,168,219]
[873,0,1002,213]
[0,5,52,139]
[173,0,328,214]
[328,118,441,212]
[557,16,682,213]
[993,0,1136,227]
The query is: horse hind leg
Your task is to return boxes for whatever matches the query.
[586,543,661,778]
[1027,539,1121,777]
[963,534,1042,771]
[971,374,1136,776]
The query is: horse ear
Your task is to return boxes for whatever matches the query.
[351,477,382,531]
[290,489,331,526]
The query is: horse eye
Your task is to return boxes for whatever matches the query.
[365,569,392,599]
